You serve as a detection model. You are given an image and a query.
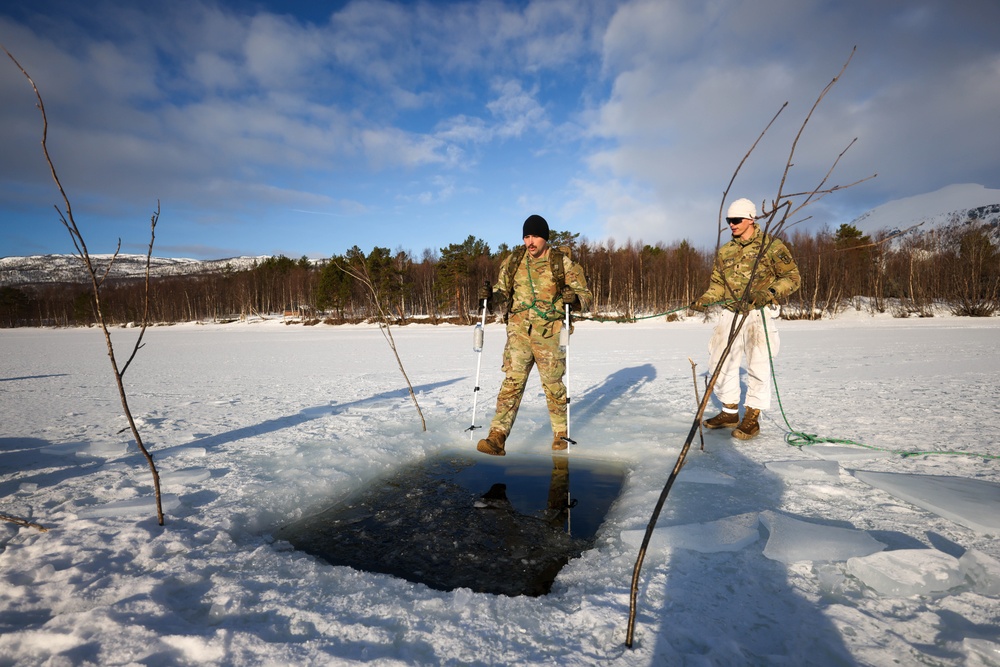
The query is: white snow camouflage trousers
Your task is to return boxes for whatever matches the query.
[707,305,781,411]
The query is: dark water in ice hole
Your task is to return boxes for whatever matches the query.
[276,452,626,597]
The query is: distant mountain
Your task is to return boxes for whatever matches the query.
[848,183,1000,243]
[4,183,999,287]
[0,254,273,288]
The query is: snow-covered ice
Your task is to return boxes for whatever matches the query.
[846,548,964,597]
[2,311,1000,665]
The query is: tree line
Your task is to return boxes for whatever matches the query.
[1,221,997,328]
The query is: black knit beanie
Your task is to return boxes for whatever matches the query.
[522,214,549,241]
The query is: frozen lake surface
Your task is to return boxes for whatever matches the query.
[1,311,999,665]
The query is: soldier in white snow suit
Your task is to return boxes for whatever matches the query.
[476,214,592,456]
[690,198,801,440]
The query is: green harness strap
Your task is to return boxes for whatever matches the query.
[504,246,567,322]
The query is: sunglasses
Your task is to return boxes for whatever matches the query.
[726,218,746,225]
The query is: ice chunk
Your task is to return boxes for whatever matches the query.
[853,471,1000,535]
[804,445,894,462]
[959,549,1000,596]
[846,549,963,597]
[765,459,841,481]
[621,512,759,555]
[77,493,181,518]
[41,441,127,458]
[161,446,208,459]
[160,468,211,486]
[759,510,885,563]
[676,468,736,486]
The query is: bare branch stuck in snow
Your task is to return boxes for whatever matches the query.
[3,45,166,526]
[626,47,876,648]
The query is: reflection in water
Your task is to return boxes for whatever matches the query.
[276,453,623,597]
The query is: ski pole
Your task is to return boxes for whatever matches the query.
[559,302,577,446]
[467,281,490,439]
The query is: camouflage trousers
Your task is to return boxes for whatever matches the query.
[489,318,566,436]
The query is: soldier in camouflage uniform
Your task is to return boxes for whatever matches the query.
[690,198,800,440]
[476,214,592,456]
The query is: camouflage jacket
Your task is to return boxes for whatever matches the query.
[495,247,592,325]
[699,224,800,310]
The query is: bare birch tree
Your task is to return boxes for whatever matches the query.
[626,47,876,648]
[4,47,166,525]
[337,251,427,431]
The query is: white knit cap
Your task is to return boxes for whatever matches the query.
[726,198,756,220]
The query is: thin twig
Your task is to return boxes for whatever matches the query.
[337,258,427,431]
[121,206,159,376]
[0,513,48,532]
[688,358,704,451]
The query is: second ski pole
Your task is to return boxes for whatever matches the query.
[468,281,490,439]
[560,301,577,446]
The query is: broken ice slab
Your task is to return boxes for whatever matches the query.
[853,470,1000,535]
[675,468,736,486]
[803,445,894,462]
[76,493,181,518]
[959,549,1000,596]
[765,459,841,481]
[846,549,964,597]
[620,512,760,555]
[759,510,886,564]
[159,468,211,486]
[41,441,128,458]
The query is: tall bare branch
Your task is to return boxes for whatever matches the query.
[4,45,166,525]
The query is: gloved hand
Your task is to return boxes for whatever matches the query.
[689,298,707,313]
[750,288,775,309]
[478,284,492,301]
[561,285,578,308]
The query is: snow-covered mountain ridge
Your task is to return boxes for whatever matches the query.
[0,254,275,287]
[848,183,1000,242]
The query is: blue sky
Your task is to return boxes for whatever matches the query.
[1,0,999,260]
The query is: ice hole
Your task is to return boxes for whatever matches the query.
[276,452,626,597]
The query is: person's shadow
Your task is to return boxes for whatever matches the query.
[637,435,858,664]
[573,364,657,429]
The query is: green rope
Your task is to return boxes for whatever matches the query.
[576,300,734,323]
[761,315,999,460]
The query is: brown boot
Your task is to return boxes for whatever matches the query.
[704,403,739,429]
[476,429,507,456]
[552,431,568,450]
[732,407,761,440]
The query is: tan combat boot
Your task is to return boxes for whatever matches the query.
[476,428,507,456]
[732,407,761,440]
[704,403,739,429]
[552,431,568,450]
